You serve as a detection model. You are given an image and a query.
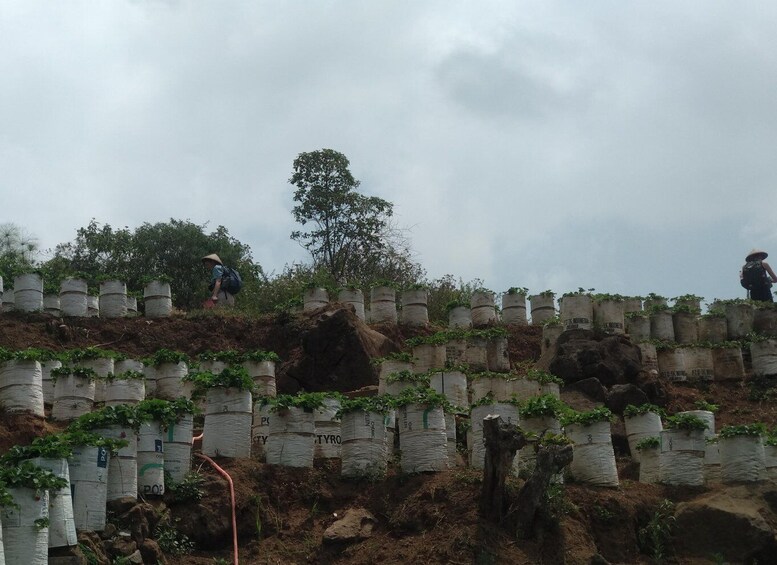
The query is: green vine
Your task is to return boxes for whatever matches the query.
[635,437,660,450]
[665,414,708,431]
[518,395,567,419]
[185,366,254,392]
[719,423,768,438]
[561,407,614,427]
[623,404,666,418]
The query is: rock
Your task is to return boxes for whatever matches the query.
[605,384,648,415]
[99,522,117,540]
[549,331,641,387]
[173,472,233,549]
[635,372,669,407]
[108,536,138,559]
[48,558,86,565]
[674,485,777,562]
[76,531,110,564]
[323,508,377,544]
[574,377,607,402]
[107,496,138,517]
[124,503,163,545]
[139,539,166,565]
[283,306,396,393]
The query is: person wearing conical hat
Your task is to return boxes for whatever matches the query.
[201,253,235,308]
[740,249,777,302]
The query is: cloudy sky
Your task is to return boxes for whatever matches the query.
[3,1,777,307]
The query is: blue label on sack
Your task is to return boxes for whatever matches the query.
[155,439,163,453]
[97,446,108,468]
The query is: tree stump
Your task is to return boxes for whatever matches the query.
[512,443,573,537]
[478,414,575,538]
[479,414,527,522]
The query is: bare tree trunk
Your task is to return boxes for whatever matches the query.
[479,415,527,522]
[512,444,573,537]
[479,414,575,538]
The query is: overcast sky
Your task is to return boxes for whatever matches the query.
[2,1,777,307]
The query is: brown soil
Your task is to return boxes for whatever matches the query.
[1,310,776,564]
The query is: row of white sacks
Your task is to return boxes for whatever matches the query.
[303,287,524,327]
[303,286,774,328]
[547,293,777,340]
[0,340,528,420]
[257,398,777,487]
[626,409,777,486]
[635,339,777,382]
[0,357,278,419]
[301,287,715,328]
[0,275,172,318]
[624,306,777,344]
[303,287,635,328]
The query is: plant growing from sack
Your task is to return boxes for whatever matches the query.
[1,433,76,465]
[386,370,431,386]
[137,398,198,481]
[50,365,97,381]
[662,304,700,315]
[664,413,708,431]
[241,350,281,363]
[371,352,414,365]
[562,407,619,487]
[50,365,99,421]
[636,437,660,450]
[623,404,665,462]
[197,349,244,369]
[718,423,768,484]
[391,387,450,473]
[268,392,327,412]
[71,403,142,432]
[519,394,567,420]
[107,369,145,381]
[561,406,614,427]
[149,397,198,423]
[524,368,563,385]
[626,310,649,319]
[186,365,255,396]
[624,404,666,418]
[506,287,529,296]
[264,393,327,468]
[719,422,767,439]
[517,395,567,476]
[337,396,395,479]
[692,399,718,412]
[144,349,190,367]
[0,460,68,496]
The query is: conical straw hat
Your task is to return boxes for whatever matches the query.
[746,249,768,261]
[201,253,223,265]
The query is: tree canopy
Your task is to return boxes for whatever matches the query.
[289,148,423,286]
[43,219,260,309]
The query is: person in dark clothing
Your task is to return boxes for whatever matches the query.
[740,249,777,302]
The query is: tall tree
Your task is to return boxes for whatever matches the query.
[289,148,422,285]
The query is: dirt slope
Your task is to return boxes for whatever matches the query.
[1,309,776,564]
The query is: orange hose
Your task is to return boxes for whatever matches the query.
[191,432,204,444]
[195,453,239,565]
